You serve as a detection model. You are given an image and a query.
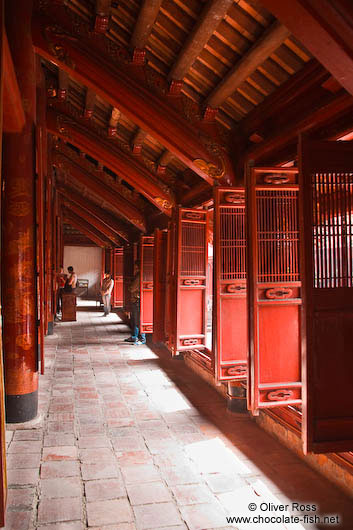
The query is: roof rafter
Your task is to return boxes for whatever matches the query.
[207,21,290,108]
[64,209,112,248]
[258,0,353,97]
[47,106,174,216]
[55,181,131,241]
[61,195,122,246]
[33,9,233,184]
[52,148,147,232]
[168,0,234,86]
[130,0,163,63]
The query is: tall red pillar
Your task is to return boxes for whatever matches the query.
[2,0,38,422]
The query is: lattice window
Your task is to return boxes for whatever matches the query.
[312,172,353,288]
[257,189,299,283]
[181,222,206,276]
[220,207,246,280]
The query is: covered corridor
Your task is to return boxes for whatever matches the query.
[4,305,353,529]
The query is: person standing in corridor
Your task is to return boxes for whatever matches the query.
[101,272,114,316]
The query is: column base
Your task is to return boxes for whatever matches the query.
[227,383,247,413]
[6,390,38,423]
[47,320,54,335]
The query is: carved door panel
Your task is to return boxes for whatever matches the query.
[153,229,167,343]
[165,221,177,353]
[172,208,208,355]
[299,139,353,454]
[214,188,247,382]
[112,247,123,307]
[140,236,154,334]
[247,167,302,414]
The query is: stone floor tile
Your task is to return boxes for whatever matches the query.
[133,502,183,530]
[78,435,111,448]
[171,483,216,506]
[6,452,41,469]
[42,446,78,461]
[84,478,126,501]
[8,440,42,453]
[37,496,82,524]
[161,465,201,486]
[180,502,228,530]
[44,434,76,447]
[41,476,82,498]
[4,510,32,530]
[86,498,133,526]
[13,430,43,441]
[116,450,153,467]
[126,481,172,505]
[37,522,84,530]
[7,487,35,508]
[81,463,120,480]
[41,461,81,478]
[7,468,39,486]
[120,464,160,484]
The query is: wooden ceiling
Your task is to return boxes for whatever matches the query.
[32,0,353,244]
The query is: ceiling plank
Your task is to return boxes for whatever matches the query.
[53,149,147,232]
[33,12,231,184]
[47,106,174,215]
[257,0,353,97]
[207,21,290,108]
[56,181,131,241]
[169,0,234,84]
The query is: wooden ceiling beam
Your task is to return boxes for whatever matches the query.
[130,0,163,64]
[131,128,147,155]
[94,0,111,34]
[108,107,121,137]
[64,210,111,247]
[56,182,131,241]
[207,21,290,108]
[47,107,174,215]
[168,0,233,87]
[258,0,353,97]
[33,13,232,184]
[61,196,122,246]
[53,149,147,232]
[3,31,25,133]
[244,91,353,163]
[58,69,69,102]
[84,88,96,119]
[157,150,174,176]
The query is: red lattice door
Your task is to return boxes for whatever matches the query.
[140,236,154,334]
[123,244,133,312]
[153,229,168,344]
[300,139,353,454]
[112,247,123,308]
[214,187,247,382]
[171,208,208,355]
[247,167,302,414]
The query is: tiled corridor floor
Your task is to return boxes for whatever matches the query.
[5,306,353,530]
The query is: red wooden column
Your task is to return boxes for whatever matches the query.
[45,139,54,335]
[153,229,168,344]
[2,0,38,422]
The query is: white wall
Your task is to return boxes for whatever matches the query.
[64,246,102,297]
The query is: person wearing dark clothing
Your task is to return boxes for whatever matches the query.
[124,262,146,345]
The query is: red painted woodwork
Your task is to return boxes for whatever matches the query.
[213,188,248,382]
[299,139,353,454]
[0,0,7,522]
[48,109,171,219]
[2,0,39,405]
[140,236,154,334]
[169,208,208,356]
[112,248,124,308]
[3,31,25,133]
[32,10,232,185]
[247,167,302,414]
[61,293,76,322]
[153,229,168,344]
